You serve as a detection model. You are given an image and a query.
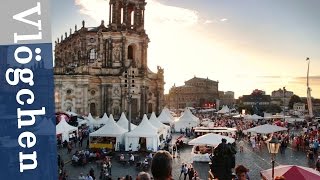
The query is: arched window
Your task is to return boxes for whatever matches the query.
[128,45,134,59]
[89,49,96,60]
[77,51,81,60]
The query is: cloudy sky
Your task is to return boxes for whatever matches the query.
[52,0,320,98]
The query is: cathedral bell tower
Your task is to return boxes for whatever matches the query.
[109,0,146,33]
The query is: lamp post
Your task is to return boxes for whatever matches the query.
[126,66,133,132]
[267,137,280,180]
[283,87,286,122]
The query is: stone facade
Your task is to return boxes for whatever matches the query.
[219,91,235,107]
[271,88,293,107]
[54,0,164,120]
[166,77,219,109]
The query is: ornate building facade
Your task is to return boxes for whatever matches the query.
[166,77,219,109]
[54,0,164,120]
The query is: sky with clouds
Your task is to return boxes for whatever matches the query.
[51,0,320,98]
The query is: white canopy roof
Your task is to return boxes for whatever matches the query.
[99,113,109,124]
[86,113,105,126]
[188,133,235,146]
[101,113,108,120]
[126,114,158,137]
[90,114,127,137]
[56,117,78,135]
[245,114,263,120]
[149,112,167,130]
[178,108,199,123]
[285,117,305,123]
[246,124,288,134]
[217,105,230,114]
[158,108,174,124]
[163,107,175,120]
[117,112,137,130]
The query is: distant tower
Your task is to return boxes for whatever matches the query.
[109,0,146,33]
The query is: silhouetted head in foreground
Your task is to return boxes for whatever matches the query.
[151,151,172,180]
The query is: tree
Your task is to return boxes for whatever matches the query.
[289,95,302,109]
[266,104,282,113]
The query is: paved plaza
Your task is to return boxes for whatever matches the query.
[59,134,312,180]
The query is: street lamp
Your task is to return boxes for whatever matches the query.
[267,137,280,180]
[283,87,286,122]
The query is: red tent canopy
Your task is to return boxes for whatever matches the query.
[261,165,320,180]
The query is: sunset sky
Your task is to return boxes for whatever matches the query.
[52,0,320,98]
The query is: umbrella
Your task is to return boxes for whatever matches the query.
[188,133,235,146]
[246,124,287,134]
[260,165,320,180]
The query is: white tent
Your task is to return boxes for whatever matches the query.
[217,105,230,114]
[101,113,108,120]
[125,114,159,152]
[86,113,104,128]
[174,109,199,131]
[163,107,175,120]
[247,114,263,121]
[158,108,174,124]
[188,133,235,146]
[246,124,288,134]
[149,112,170,139]
[56,117,78,142]
[89,114,127,151]
[117,112,137,131]
[285,117,305,123]
[99,113,109,125]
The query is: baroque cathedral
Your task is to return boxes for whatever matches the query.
[54,0,165,120]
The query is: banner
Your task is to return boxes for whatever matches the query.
[0,0,57,179]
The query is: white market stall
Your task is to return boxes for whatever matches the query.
[217,105,230,114]
[89,114,127,151]
[188,133,235,162]
[125,114,160,152]
[56,117,78,142]
[117,112,137,131]
[158,107,174,125]
[149,112,170,141]
[86,113,105,129]
[174,108,199,132]
[246,124,288,134]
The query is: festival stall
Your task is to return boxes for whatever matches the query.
[56,116,78,142]
[188,133,235,162]
[158,107,174,125]
[117,112,137,131]
[125,114,159,152]
[89,114,127,151]
[246,124,288,134]
[149,112,170,141]
[174,108,199,132]
[260,165,320,180]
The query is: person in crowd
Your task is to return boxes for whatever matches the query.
[183,163,188,180]
[137,172,151,180]
[188,165,195,180]
[78,173,86,180]
[151,150,173,180]
[235,165,250,180]
[238,139,245,153]
[179,163,185,179]
[129,154,135,165]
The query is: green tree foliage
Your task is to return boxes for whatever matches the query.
[289,95,302,109]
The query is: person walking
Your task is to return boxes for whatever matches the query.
[179,163,185,179]
[188,165,194,180]
[183,163,188,180]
